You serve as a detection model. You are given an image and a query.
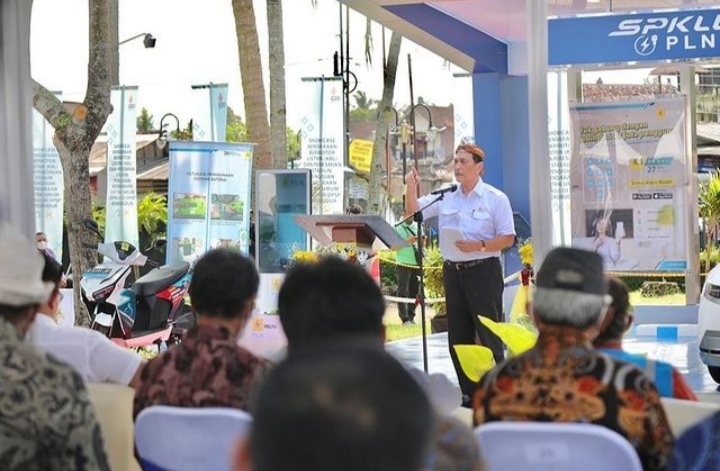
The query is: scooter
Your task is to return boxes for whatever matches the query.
[80,220,194,349]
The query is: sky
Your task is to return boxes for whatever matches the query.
[30,0,659,131]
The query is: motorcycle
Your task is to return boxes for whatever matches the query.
[80,220,194,349]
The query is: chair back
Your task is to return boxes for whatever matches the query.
[661,397,720,436]
[87,383,141,471]
[474,422,643,471]
[135,405,253,471]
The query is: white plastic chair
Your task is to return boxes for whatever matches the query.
[135,406,253,471]
[474,422,643,471]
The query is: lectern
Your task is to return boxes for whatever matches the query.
[293,215,409,251]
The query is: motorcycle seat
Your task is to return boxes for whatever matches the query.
[133,262,190,297]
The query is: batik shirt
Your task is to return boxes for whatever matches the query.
[0,317,110,471]
[134,323,270,418]
[473,327,674,471]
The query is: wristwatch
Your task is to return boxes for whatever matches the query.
[480,240,487,252]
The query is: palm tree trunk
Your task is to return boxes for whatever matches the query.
[267,0,288,169]
[368,31,402,216]
[232,0,272,171]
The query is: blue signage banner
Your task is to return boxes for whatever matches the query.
[550,9,720,66]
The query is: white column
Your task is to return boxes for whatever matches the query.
[0,0,35,237]
[681,66,700,304]
[527,0,552,266]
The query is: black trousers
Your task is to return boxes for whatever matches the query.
[396,266,420,322]
[443,257,505,397]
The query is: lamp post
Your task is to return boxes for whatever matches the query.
[409,103,440,171]
[111,32,157,86]
[157,113,180,149]
[378,106,400,211]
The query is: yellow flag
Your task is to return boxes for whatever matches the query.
[453,345,496,383]
[479,316,537,357]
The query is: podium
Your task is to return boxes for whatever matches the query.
[293,215,409,252]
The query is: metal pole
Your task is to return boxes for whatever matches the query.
[682,66,700,304]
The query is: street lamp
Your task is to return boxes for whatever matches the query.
[112,33,156,86]
[409,103,440,170]
[157,113,180,149]
[119,33,157,48]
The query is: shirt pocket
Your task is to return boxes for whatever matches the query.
[472,208,491,221]
[440,207,460,226]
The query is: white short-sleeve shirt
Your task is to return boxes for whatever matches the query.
[418,178,515,262]
[28,314,144,385]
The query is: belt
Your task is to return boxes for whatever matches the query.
[445,257,498,270]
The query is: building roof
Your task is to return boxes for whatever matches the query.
[89,132,168,180]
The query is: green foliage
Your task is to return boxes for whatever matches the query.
[640,281,680,297]
[92,203,106,235]
[287,127,300,162]
[699,170,720,272]
[379,251,397,291]
[353,90,375,110]
[136,107,154,132]
[226,106,248,143]
[172,120,193,140]
[422,246,446,315]
[137,193,168,240]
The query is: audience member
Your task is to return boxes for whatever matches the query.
[235,343,434,471]
[473,247,673,471]
[594,275,696,401]
[278,258,484,471]
[27,252,145,386]
[134,248,269,417]
[0,225,110,470]
[668,410,720,470]
[278,257,461,412]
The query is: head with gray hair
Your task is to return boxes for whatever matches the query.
[532,247,610,330]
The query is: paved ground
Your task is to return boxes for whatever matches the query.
[385,329,720,403]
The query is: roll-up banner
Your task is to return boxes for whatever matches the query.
[191,83,228,142]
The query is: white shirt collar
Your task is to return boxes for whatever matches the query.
[34,313,58,328]
[460,177,485,197]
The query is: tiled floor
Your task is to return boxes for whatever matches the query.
[385,330,720,402]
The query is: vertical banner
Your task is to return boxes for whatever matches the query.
[297,77,345,215]
[32,91,63,261]
[569,97,688,272]
[452,73,475,147]
[166,141,253,264]
[105,86,139,247]
[547,71,571,246]
[191,83,228,142]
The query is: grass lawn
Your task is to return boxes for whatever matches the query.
[383,291,687,343]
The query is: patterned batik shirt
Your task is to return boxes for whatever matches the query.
[0,317,110,471]
[472,326,674,471]
[134,323,271,418]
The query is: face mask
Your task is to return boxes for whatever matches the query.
[37,241,47,250]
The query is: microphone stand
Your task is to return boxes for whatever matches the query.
[396,194,447,373]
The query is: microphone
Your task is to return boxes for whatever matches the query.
[430,184,458,196]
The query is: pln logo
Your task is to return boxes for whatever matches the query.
[330,86,341,103]
[217,92,227,109]
[634,35,658,56]
[127,94,136,110]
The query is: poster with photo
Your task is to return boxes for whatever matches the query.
[167,141,254,264]
[569,98,689,272]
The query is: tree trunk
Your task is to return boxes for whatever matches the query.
[232,0,272,171]
[368,31,402,216]
[33,0,114,325]
[56,139,98,327]
[267,0,288,169]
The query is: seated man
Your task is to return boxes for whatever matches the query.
[28,252,145,387]
[0,226,110,470]
[594,275,696,401]
[278,257,461,413]
[278,258,483,471]
[235,343,434,471]
[134,248,269,417]
[473,247,673,471]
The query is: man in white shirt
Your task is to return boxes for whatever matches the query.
[27,252,144,387]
